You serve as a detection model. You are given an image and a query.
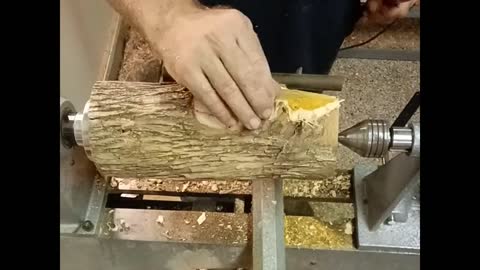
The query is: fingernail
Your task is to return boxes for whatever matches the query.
[249,118,261,129]
[262,108,272,119]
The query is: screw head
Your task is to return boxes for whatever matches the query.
[82,220,94,232]
[385,216,395,226]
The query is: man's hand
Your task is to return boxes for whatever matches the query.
[149,7,279,129]
[365,0,418,24]
[107,0,279,130]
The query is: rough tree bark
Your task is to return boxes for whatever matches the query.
[85,81,340,181]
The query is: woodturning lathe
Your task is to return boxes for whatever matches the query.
[59,80,420,270]
[61,79,342,270]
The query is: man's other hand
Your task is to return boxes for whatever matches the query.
[365,0,418,24]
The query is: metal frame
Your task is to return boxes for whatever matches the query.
[337,49,420,61]
[353,163,420,253]
[364,153,420,231]
[61,234,419,270]
[62,220,419,270]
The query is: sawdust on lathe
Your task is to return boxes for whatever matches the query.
[285,216,353,249]
[118,27,162,82]
[111,171,350,198]
[112,177,252,195]
[283,171,351,199]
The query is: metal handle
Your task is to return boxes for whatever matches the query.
[272,73,345,93]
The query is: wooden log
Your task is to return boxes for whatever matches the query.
[86,81,341,181]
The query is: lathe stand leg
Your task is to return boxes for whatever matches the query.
[252,178,286,270]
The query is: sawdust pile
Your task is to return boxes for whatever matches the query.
[112,178,252,195]
[285,216,353,249]
[118,27,162,82]
[283,171,351,199]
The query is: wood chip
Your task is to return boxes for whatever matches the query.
[344,222,353,235]
[110,179,118,188]
[211,184,218,191]
[226,225,232,230]
[156,215,164,225]
[197,212,206,225]
[182,182,190,192]
[184,220,190,225]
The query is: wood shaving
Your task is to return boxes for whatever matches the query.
[197,212,206,225]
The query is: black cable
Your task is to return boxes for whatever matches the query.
[339,20,396,51]
[339,3,417,51]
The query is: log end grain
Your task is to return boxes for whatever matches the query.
[276,87,341,123]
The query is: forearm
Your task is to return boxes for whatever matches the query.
[106,0,202,37]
